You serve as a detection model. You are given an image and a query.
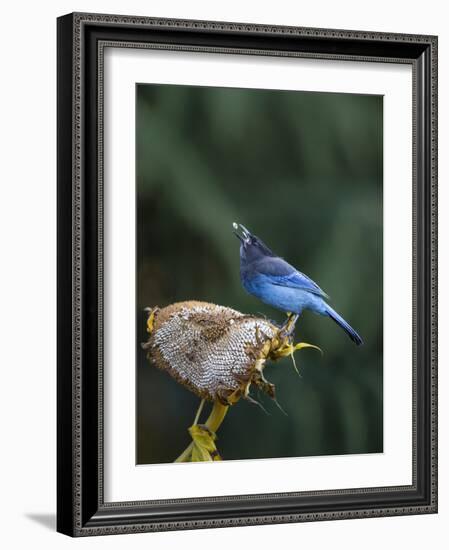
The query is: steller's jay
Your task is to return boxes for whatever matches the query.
[233,223,363,345]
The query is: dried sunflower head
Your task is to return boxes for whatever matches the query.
[142,301,318,406]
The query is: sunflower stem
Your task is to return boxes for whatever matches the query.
[174,400,229,462]
[193,398,205,426]
[205,400,228,432]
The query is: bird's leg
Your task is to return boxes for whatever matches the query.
[279,313,299,339]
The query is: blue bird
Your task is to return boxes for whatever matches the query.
[233,223,363,345]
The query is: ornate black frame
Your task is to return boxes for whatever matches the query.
[57,12,438,536]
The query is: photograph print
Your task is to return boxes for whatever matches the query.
[137,83,383,465]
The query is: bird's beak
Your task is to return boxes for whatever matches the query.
[232,222,251,244]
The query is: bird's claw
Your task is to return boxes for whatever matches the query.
[278,313,299,340]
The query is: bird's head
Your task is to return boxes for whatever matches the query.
[233,223,275,264]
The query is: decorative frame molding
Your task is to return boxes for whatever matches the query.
[57,12,437,536]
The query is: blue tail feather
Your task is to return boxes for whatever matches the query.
[325,305,363,346]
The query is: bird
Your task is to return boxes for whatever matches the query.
[233,223,363,345]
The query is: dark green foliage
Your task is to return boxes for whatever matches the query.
[136,83,383,464]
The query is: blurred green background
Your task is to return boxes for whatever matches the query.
[136,83,383,464]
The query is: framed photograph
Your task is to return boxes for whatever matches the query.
[57,12,438,536]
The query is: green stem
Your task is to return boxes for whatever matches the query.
[174,442,194,463]
[205,400,228,432]
[174,400,229,462]
[192,398,205,426]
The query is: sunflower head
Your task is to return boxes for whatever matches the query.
[142,300,321,408]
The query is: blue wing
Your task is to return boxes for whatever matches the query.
[253,256,329,299]
[269,271,329,298]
